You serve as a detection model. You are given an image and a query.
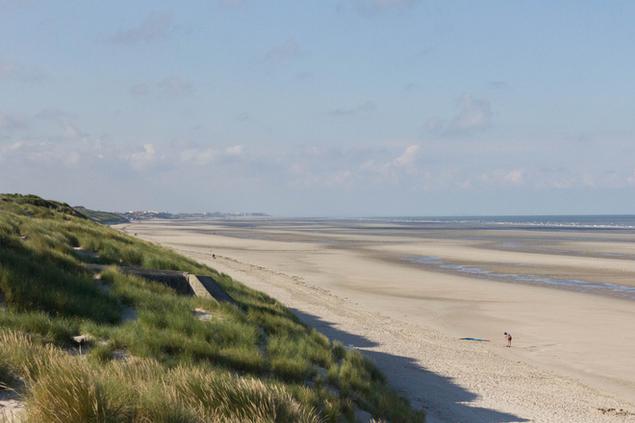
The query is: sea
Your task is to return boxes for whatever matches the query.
[365,215,635,231]
[368,214,635,301]
[405,255,635,301]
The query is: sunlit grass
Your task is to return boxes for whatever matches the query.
[0,331,321,422]
[0,194,424,422]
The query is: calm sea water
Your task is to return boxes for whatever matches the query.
[384,215,635,301]
[406,255,635,301]
[367,215,635,230]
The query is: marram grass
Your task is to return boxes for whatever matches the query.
[0,194,423,422]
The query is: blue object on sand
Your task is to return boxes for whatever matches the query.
[460,337,490,342]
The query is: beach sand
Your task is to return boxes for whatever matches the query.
[119,220,635,423]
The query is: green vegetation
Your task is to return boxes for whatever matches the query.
[0,193,423,422]
[74,206,129,225]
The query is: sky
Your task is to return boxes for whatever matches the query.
[1,0,634,216]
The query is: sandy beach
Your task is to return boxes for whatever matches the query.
[119,219,635,423]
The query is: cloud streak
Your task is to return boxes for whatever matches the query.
[393,144,420,167]
[179,144,244,166]
[106,12,175,45]
[130,76,194,98]
[329,101,376,117]
[339,0,418,15]
[427,95,492,137]
[0,112,28,131]
[263,39,302,64]
[0,60,45,83]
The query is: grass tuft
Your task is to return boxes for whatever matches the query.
[0,194,424,422]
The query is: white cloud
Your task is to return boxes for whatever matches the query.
[180,147,215,166]
[0,141,23,161]
[225,145,244,156]
[218,0,244,6]
[452,95,492,132]
[285,144,424,189]
[126,144,157,171]
[503,169,524,185]
[64,151,81,166]
[338,0,417,15]
[5,140,83,169]
[1,103,633,210]
[393,144,420,167]
[0,112,28,131]
[0,112,113,168]
[372,0,416,8]
[0,60,45,82]
[329,101,375,117]
[2,141,23,152]
[477,168,526,188]
[427,95,492,137]
[179,144,244,166]
[359,144,422,178]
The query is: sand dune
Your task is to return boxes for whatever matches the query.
[120,220,635,423]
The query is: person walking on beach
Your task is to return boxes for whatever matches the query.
[504,332,512,347]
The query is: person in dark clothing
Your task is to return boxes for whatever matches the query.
[504,332,512,347]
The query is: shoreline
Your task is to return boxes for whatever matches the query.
[400,255,635,301]
[119,220,635,422]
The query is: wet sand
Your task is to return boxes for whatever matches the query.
[119,219,635,423]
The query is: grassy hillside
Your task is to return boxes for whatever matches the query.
[0,194,423,422]
[73,206,129,225]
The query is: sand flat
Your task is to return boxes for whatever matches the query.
[120,220,635,423]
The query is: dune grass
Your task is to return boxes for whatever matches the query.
[0,194,424,422]
[74,206,129,225]
[0,331,321,423]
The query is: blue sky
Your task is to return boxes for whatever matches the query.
[1,0,634,215]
